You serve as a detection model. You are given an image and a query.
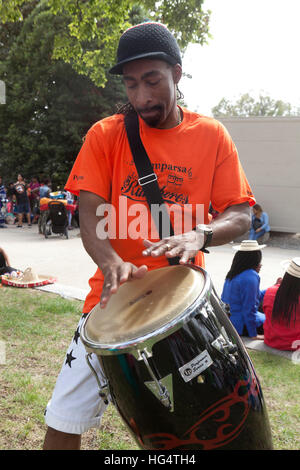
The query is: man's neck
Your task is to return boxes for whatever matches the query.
[155,106,182,130]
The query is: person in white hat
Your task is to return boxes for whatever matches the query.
[263,258,300,351]
[221,240,266,339]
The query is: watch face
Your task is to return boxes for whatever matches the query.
[197,224,212,233]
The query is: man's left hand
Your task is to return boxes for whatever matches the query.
[142,230,205,264]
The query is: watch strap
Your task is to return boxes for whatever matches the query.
[200,230,212,254]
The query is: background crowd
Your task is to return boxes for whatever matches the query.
[0,174,78,230]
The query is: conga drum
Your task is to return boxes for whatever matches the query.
[80,265,273,450]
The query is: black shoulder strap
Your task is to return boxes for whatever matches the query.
[124,112,179,266]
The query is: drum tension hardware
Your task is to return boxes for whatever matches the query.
[85,353,111,405]
[204,301,239,363]
[212,328,238,354]
[141,351,174,412]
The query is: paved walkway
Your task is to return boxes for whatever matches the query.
[1,224,299,297]
[0,224,95,299]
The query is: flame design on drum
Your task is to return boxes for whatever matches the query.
[133,375,260,450]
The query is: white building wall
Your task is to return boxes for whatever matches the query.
[219,117,300,233]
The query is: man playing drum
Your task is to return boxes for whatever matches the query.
[43,22,255,450]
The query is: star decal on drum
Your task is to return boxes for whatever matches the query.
[65,349,76,368]
[73,327,80,344]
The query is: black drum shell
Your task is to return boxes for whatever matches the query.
[98,290,273,451]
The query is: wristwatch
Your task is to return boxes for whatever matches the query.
[195,224,213,253]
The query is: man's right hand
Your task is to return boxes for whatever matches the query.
[79,191,148,309]
[100,262,148,308]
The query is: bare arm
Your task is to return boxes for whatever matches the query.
[79,190,147,308]
[209,202,251,246]
[143,202,251,263]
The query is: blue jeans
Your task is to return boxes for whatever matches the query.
[16,201,30,214]
[249,228,266,240]
[255,311,266,328]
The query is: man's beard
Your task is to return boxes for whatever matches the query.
[136,105,164,128]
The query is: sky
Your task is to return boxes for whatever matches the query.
[180,0,300,116]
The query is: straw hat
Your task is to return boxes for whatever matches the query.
[232,240,266,251]
[1,267,56,288]
[280,257,300,278]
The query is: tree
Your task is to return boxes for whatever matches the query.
[0,6,126,185]
[0,2,37,59]
[0,0,211,87]
[0,1,211,185]
[212,93,300,118]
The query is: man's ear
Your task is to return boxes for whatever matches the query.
[172,64,182,85]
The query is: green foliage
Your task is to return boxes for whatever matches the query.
[143,0,210,48]
[48,0,133,87]
[212,92,300,118]
[0,1,211,185]
[0,6,126,186]
[0,0,27,22]
[0,0,211,87]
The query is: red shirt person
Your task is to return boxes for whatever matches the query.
[263,258,300,351]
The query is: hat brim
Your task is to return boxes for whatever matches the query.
[109,51,179,75]
[232,244,266,251]
[1,274,56,288]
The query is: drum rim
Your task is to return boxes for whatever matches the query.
[80,265,211,356]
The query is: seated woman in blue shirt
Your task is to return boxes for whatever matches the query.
[249,204,270,241]
[221,240,266,339]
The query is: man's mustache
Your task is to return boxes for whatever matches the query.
[137,105,163,115]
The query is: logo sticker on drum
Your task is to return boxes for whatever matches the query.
[179,350,213,383]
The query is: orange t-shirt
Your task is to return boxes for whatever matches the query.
[65,108,255,313]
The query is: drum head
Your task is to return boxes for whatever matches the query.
[83,265,205,349]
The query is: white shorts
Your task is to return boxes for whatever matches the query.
[44,314,109,434]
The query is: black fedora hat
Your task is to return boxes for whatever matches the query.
[109,22,182,75]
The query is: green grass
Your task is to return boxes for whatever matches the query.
[0,286,137,450]
[246,350,299,450]
[0,286,299,450]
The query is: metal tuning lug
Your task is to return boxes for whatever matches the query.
[211,334,238,364]
[221,327,238,354]
[85,353,111,405]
